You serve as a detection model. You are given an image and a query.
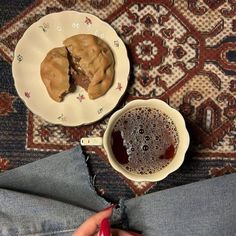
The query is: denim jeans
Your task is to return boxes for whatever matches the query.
[0,146,235,236]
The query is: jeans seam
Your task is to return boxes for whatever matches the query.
[20,228,77,236]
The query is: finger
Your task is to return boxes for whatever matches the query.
[72,207,113,236]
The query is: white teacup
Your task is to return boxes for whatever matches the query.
[81,99,189,182]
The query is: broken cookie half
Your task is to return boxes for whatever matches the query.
[40,34,115,102]
[40,47,71,102]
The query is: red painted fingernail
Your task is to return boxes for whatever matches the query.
[127,231,142,236]
[103,204,116,211]
[99,218,110,236]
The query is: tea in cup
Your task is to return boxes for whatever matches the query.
[81,99,189,182]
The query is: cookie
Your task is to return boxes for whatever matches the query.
[64,34,114,99]
[40,34,115,102]
[40,47,70,102]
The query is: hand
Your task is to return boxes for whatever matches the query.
[72,206,141,236]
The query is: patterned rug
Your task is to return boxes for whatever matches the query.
[0,0,235,202]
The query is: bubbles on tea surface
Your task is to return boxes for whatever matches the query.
[112,107,179,175]
[139,129,144,134]
[142,145,149,151]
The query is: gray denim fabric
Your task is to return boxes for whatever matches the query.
[0,147,111,236]
[0,146,235,236]
[125,174,236,236]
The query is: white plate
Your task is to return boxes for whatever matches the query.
[12,11,130,126]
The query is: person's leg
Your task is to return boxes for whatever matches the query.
[0,146,114,235]
[0,188,94,236]
[124,173,236,236]
[0,146,109,211]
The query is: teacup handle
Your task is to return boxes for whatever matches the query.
[80,137,103,146]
